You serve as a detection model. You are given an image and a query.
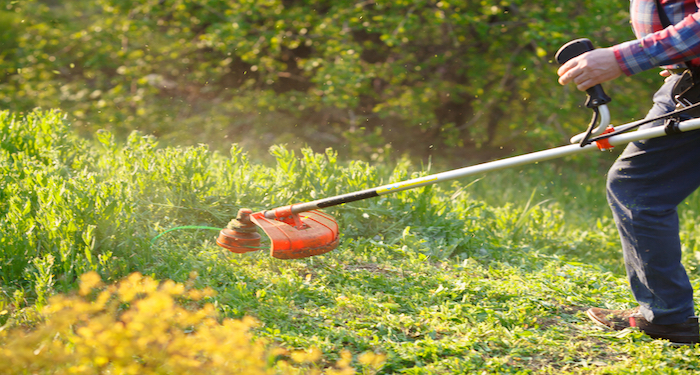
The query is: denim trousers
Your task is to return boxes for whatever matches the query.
[607,73,700,324]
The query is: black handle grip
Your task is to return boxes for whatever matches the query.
[555,38,612,108]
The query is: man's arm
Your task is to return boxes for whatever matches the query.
[559,2,700,91]
[614,11,700,76]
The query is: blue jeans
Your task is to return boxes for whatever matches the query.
[607,73,700,324]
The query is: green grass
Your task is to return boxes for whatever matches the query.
[3,110,700,373]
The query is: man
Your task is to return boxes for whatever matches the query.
[557,0,700,345]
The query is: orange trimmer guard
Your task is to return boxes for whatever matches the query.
[249,210,339,259]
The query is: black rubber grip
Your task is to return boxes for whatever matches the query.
[290,188,380,214]
[555,38,612,108]
[316,189,380,208]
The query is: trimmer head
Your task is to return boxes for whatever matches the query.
[217,208,262,253]
[217,207,339,259]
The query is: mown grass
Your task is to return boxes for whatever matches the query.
[2,110,700,373]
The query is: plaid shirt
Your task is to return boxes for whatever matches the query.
[613,0,700,75]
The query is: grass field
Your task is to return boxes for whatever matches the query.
[2,110,700,374]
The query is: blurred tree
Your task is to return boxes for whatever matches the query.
[0,0,660,161]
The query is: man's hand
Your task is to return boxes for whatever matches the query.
[557,47,623,91]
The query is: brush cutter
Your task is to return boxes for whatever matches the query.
[217,38,700,259]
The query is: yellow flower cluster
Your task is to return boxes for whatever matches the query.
[0,272,385,374]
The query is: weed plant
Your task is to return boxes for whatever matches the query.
[3,111,700,373]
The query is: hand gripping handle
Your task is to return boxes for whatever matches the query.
[555,38,612,108]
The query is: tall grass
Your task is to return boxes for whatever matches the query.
[3,110,700,373]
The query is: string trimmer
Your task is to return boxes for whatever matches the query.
[217,38,700,259]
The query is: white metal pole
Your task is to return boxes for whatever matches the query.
[374,117,700,196]
[281,117,700,216]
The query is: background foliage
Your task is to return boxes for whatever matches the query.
[1,0,663,162]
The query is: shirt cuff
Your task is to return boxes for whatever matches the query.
[612,40,656,76]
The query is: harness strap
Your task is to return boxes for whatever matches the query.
[654,0,673,28]
[655,0,696,70]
